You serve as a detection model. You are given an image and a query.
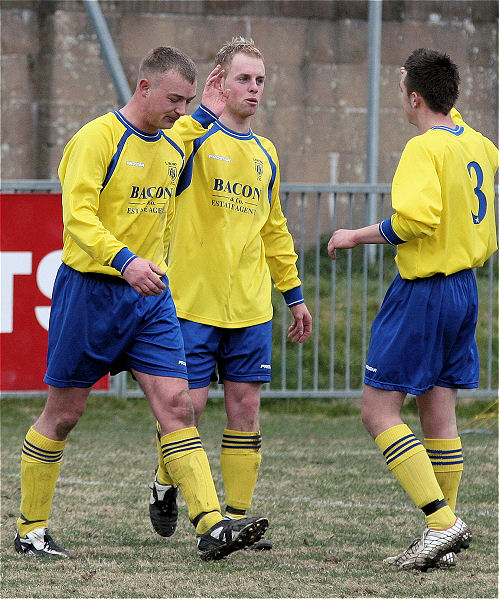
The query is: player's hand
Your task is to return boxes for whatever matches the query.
[327,229,358,259]
[287,303,313,343]
[122,257,166,296]
[201,65,230,117]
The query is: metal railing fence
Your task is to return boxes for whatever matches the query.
[1,180,498,399]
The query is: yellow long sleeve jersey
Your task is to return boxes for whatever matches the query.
[168,119,303,328]
[58,106,216,276]
[380,109,498,279]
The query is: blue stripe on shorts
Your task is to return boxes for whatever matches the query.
[44,263,187,387]
[364,269,479,395]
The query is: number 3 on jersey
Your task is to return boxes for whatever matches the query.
[467,161,487,225]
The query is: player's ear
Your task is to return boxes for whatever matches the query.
[138,78,151,96]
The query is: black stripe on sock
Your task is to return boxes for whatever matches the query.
[225,505,246,516]
[421,498,447,516]
[191,510,220,528]
[191,512,207,527]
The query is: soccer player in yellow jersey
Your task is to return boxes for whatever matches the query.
[14,46,268,561]
[149,38,312,550]
[328,48,498,571]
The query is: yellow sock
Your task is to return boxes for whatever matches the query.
[160,427,222,534]
[425,437,463,513]
[221,429,262,518]
[17,427,66,537]
[155,422,174,486]
[375,424,456,530]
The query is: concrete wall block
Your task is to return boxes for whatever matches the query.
[460,65,499,111]
[381,21,469,66]
[264,64,309,109]
[282,151,331,185]
[1,55,33,99]
[379,64,405,108]
[254,106,305,157]
[324,109,367,157]
[303,19,336,63]
[1,6,38,55]
[330,20,369,64]
[51,55,117,104]
[40,100,115,178]
[299,63,337,108]
[250,18,307,65]
[337,152,366,186]
[52,10,100,56]
[466,23,499,66]
[120,14,249,63]
[1,102,36,179]
[333,64,367,108]
[401,0,499,23]
[120,14,186,59]
[378,109,413,172]
[378,150,406,187]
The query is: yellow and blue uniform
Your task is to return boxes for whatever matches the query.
[59,106,216,277]
[366,109,498,395]
[161,117,303,520]
[379,109,498,278]
[45,106,217,387]
[165,118,304,388]
[168,118,304,329]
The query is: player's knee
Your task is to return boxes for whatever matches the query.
[238,394,260,417]
[170,389,195,425]
[226,397,260,431]
[53,410,83,438]
[360,402,375,433]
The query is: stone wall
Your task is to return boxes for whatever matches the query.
[1,0,498,183]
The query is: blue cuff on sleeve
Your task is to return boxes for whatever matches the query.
[283,286,304,307]
[191,104,218,129]
[379,218,406,246]
[112,248,138,275]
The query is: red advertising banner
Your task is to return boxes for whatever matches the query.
[1,194,109,391]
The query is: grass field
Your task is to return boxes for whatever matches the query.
[1,395,497,598]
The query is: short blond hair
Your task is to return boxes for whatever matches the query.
[214,37,263,70]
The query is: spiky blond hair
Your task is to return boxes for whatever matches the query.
[214,36,263,70]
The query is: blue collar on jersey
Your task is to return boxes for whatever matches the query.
[430,124,464,136]
[113,110,163,141]
[214,120,254,140]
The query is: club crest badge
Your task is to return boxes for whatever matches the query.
[254,159,264,180]
[166,162,178,182]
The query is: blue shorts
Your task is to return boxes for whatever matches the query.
[364,269,479,396]
[44,263,187,388]
[179,319,273,389]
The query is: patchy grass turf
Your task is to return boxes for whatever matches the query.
[1,396,497,598]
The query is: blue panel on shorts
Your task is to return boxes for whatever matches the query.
[179,319,272,388]
[364,270,479,395]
